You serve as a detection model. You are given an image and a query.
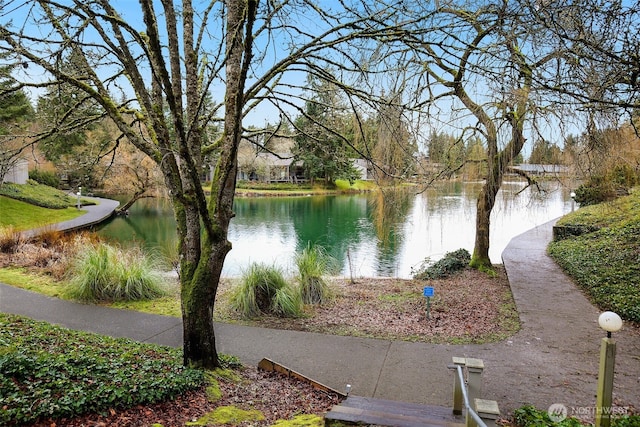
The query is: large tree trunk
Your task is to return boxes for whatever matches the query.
[471,116,528,269]
[181,243,227,369]
[472,191,491,268]
[179,0,256,369]
[467,41,532,271]
[471,172,501,269]
[176,187,222,368]
[471,126,527,269]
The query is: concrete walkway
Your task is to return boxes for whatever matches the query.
[1,201,638,415]
[21,196,120,239]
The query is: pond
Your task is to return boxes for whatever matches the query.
[95,180,575,278]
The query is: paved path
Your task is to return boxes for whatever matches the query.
[21,196,120,239]
[1,201,638,416]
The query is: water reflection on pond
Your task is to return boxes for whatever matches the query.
[96,181,574,278]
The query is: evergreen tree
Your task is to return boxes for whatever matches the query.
[294,73,359,184]
[0,60,34,183]
[36,52,103,162]
[35,52,111,188]
[0,64,33,134]
[427,130,465,172]
[529,139,563,164]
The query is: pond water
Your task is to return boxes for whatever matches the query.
[96,180,575,278]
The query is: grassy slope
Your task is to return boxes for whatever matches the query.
[0,181,81,208]
[548,188,640,322]
[0,195,83,230]
[0,181,87,230]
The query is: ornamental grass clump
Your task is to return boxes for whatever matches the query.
[65,242,166,302]
[295,244,335,304]
[0,226,23,253]
[230,263,302,318]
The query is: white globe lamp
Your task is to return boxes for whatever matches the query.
[598,311,622,338]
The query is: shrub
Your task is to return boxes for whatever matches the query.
[31,227,64,248]
[0,226,24,253]
[574,165,639,206]
[295,244,335,304]
[412,248,471,280]
[65,242,167,302]
[512,405,583,426]
[29,169,60,188]
[271,286,304,317]
[230,263,302,318]
[573,182,620,206]
[613,415,640,427]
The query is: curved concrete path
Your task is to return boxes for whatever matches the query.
[21,196,120,239]
[1,207,638,416]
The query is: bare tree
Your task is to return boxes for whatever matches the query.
[100,140,166,213]
[370,0,639,269]
[527,0,640,197]
[0,0,406,368]
[371,91,417,184]
[375,2,558,268]
[528,0,640,114]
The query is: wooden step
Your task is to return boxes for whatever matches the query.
[325,396,465,427]
[258,358,346,398]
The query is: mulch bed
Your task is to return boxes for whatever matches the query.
[30,368,342,427]
[218,267,518,343]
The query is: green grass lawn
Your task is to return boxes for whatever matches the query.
[0,267,67,297]
[0,181,81,208]
[232,179,379,195]
[0,195,84,230]
[0,181,90,230]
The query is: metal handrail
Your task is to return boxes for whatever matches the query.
[455,365,487,427]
